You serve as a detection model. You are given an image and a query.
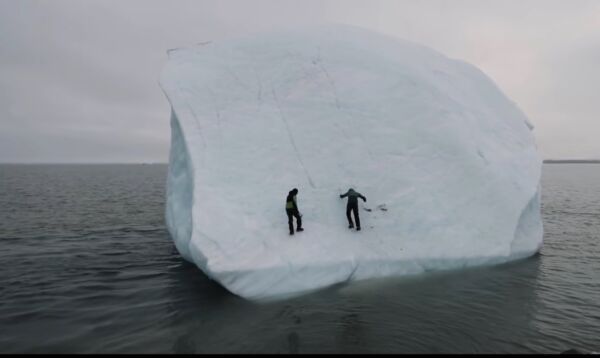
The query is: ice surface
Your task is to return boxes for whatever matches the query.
[159,25,542,300]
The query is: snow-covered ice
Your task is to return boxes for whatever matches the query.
[159,25,543,300]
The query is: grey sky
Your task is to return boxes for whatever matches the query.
[1,0,598,163]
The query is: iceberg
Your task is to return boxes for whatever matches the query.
[159,25,542,300]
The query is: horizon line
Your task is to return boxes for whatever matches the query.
[1,159,600,165]
[0,162,169,165]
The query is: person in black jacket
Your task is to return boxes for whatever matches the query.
[340,188,367,231]
[285,188,303,235]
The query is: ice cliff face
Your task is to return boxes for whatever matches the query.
[159,25,543,300]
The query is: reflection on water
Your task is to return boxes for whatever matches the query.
[156,254,544,354]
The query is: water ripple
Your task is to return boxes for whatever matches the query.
[0,164,599,353]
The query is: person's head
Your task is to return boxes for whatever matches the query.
[291,188,298,195]
[348,188,355,193]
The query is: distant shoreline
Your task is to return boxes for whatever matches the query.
[543,160,600,164]
[0,162,168,165]
[1,161,598,165]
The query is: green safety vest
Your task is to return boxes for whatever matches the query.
[286,195,296,209]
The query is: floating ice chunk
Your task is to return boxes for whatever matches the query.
[159,24,543,300]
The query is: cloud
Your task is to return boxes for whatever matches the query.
[0,0,598,162]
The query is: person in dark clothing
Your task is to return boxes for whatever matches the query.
[340,188,367,231]
[285,188,303,235]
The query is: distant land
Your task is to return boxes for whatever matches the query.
[544,159,600,164]
[1,161,599,165]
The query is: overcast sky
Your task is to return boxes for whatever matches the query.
[1,0,599,163]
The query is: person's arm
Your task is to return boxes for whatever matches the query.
[340,190,349,199]
[359,193,367,202]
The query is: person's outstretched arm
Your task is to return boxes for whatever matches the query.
[340,190,349,198]
[359,194,367,202]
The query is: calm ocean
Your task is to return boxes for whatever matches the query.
[0,164,598,353]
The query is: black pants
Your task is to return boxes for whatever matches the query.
[346,203,360,229]
[286,208,302,233]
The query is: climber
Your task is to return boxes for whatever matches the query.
[285,188,304,235]
[340,188,367,231]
